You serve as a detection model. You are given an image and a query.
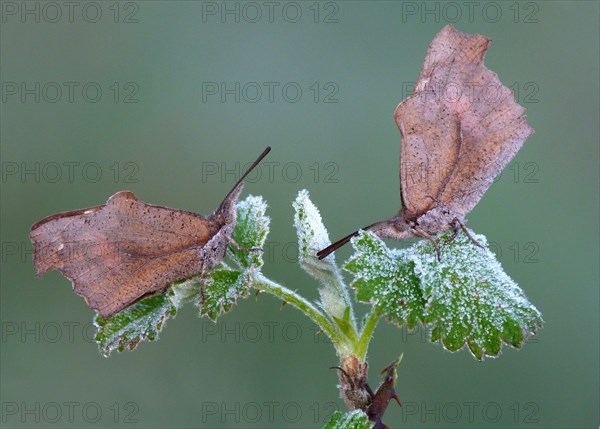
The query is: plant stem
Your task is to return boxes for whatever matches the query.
[253,273,351,355]
[355,310,380,361]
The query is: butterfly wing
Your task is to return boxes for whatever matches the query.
[30,191,215,318]
[395,25,533,220]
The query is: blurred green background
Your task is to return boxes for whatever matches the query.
[1,1,598,428]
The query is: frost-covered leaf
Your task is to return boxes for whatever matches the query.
[323,410,373,429]
[345,232,424,330]
[293,189,352,322]
[95,293,176,357]
[409,231,543,360]
[198,195,270,320]
[168,277,199,308]
[293,189,342,283]
[230,195,269,269]
[345,231,543,360]
[198,263,247,320]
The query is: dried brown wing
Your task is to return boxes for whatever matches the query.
[435,63,533,218]
[30,191,215,318]
[395,25,488,217]
[394,25,533,219]
[395,87,462,218]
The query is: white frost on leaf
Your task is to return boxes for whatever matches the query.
[345,230,543,360]
[293,189,352,323]
[169,277,200,308]
[231,195,270,269]
[94,293,176,357]
[407,230,543,359]
[323,409,373,429]
[346,232,424,330]
[236,195,269,233]
[199,195,271,320]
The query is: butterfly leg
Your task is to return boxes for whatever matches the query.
[226,234,263,253]
[453,218,485,248]
[443,226,460,244]
[413,226,441,260]
[198,266,208,304]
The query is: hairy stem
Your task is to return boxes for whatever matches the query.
[253,273,352,355]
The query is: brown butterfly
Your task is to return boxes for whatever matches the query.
[30,147,271,319]
[318,25,533,260]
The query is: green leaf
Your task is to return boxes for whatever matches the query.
[230,195,269,269]
[168,277,200,308]
[293,189,353,323]
[409,231,543,360]
[198,264,246,320]
[332,313,359,343]
[323,410,373,429]
[345,232,425,330]
[345,230,543,360]
[198,195,270,319]
[95,293,176,357]
[197,195,270,319]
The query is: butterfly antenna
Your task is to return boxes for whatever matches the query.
[222,146,271,201]
[317,230,361,259]
[317,220,382,260]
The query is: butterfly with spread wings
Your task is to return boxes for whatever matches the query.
[30,147,271,319]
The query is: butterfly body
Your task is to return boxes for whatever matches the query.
[368,204,455,239]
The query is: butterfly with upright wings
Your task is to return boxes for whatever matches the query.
[318,25,533,260]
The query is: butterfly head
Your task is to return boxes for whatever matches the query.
[367,216,415,241]
[214,181,244,226]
